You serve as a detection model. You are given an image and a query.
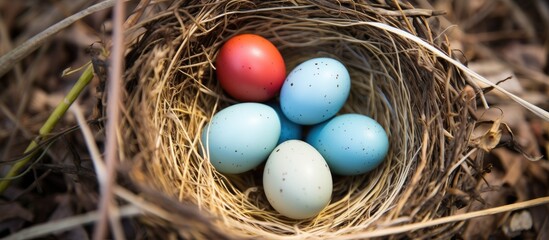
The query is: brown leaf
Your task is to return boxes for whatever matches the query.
[49,195,90,240]
[0,201,33,222]
[470,113,503,152]
[462,166,509,239]
[501,43,546,72]
[480,117,503,152]
[0,200,34,234]
[527,162,549,186]
[468,60,523,96]
[474,106,543,160]
[492,149,528,187]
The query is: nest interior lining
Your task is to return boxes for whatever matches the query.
[118,1,479,238]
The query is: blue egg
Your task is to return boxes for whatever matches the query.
[268,102,303,144]
[201,103,281,174]
[306,114,389,176]
[280,57,351,125]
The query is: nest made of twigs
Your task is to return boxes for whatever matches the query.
[115,0,482,238]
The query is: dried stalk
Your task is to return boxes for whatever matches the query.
[0,64,94,194]
[93,0,126,239]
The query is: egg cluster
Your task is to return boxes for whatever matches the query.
[201,34,389,219]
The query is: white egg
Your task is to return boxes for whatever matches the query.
[263,140,332,219]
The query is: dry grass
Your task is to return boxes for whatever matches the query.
[2,0,548,239]
[118,1,481,238]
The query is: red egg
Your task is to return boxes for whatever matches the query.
[215,34,286,102]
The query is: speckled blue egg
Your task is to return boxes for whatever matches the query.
[201,103,281,174]
[280,57,351,125]
[268,102,303,144]
[263,140,332,219]
[306,114,389,176]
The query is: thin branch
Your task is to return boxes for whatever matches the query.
[93,0,126,239]
[337,196,549,239]
[0,0,116,78]
[1,205,140,240]
[70,104,107,182]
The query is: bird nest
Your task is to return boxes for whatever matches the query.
[116,0,484,238]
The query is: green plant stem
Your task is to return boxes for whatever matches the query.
[0,64,94,194]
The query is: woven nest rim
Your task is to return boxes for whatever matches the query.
[116,1,487,238]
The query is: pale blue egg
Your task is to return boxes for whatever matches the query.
[280,57,351,125]
[201,103,281,174]
[268,102,303,144]
[306,114,389,176]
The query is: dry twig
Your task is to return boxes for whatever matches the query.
[0,0,116,78]
[93,0,126,239]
